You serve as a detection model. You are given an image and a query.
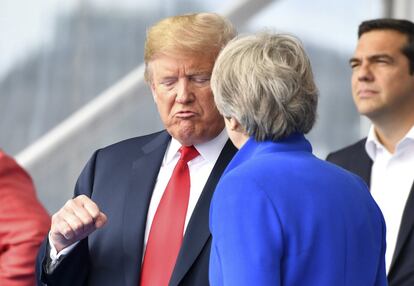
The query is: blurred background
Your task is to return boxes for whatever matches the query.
[0,0,412,213]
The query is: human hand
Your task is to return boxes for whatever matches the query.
[49,195,107,253]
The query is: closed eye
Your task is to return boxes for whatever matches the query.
[374,58,392,64]
[370,55,394,65]
[160,78,177,87]
[349,59,360,69]
[190,75,210,84]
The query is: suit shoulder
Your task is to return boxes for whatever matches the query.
[326,138,367,162]
[80,131,169,168]
[76,130,169,184]
[100,130,168,153]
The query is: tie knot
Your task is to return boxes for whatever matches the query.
[179,146,199,163]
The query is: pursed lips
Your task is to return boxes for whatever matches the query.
[175,110,198,118]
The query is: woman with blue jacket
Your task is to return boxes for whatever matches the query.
[208,32,387,286]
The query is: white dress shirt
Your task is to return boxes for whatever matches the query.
[49,129,229,265]
[143,129,228,247]
[365,125,414,273]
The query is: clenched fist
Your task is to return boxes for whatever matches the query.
[50,195,107,253]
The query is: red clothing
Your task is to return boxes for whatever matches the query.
[0,151,50,286]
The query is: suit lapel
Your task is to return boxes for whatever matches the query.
[331,139,414,278]
[389,181,414,274]
[357,137,414,277]
[353,139,373,187]
[122,131,171,286]
[169,140,237,286]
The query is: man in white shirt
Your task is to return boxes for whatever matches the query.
[327,18,414,286]
[36,13,237,286]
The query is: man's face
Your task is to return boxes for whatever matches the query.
[350,30,414,123]
[149,53,224,146]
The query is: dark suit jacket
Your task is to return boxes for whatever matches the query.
[327,138,414,286]
[36,130,237,286]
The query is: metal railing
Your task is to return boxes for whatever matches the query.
[15,0,274,212]
[16,0,274,169]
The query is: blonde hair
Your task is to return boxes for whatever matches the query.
[144,12,236,82]
[211,32,319,141]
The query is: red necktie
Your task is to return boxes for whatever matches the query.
[140,145,199,286]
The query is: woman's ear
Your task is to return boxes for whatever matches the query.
[224,116,249,149]
[228,117,241,131]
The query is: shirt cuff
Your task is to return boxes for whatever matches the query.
[48,232,79,268]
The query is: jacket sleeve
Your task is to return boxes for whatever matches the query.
[36,150,99,286]
[375,214,388,286]
[0,152,50,286]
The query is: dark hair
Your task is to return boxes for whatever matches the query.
[359,18,414,74]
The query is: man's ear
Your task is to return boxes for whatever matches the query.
[150,82,157,103]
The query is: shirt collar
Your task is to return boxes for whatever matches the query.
[164,128,229,165]
[398,124,414,150]
[365,125,381,161]
[365,124,414,160]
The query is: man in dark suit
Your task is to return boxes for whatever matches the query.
[327,18,414,286]
[36,13,237,286]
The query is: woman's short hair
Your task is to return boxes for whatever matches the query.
[211,32,318,141]
[144,12,236,82]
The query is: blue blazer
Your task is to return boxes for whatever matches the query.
[209,134,387,286]
[36,130,237,286]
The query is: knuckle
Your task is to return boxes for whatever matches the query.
[51,213,59,223]
[84,216,94,226]
[64,199,75,209]
[71,220,84,232]
[77,194,89,203]
[59,223,72,238]
[51,211,65,225]
[89,209,99,219]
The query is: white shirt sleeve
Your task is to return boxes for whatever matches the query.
[48,232,80,270]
